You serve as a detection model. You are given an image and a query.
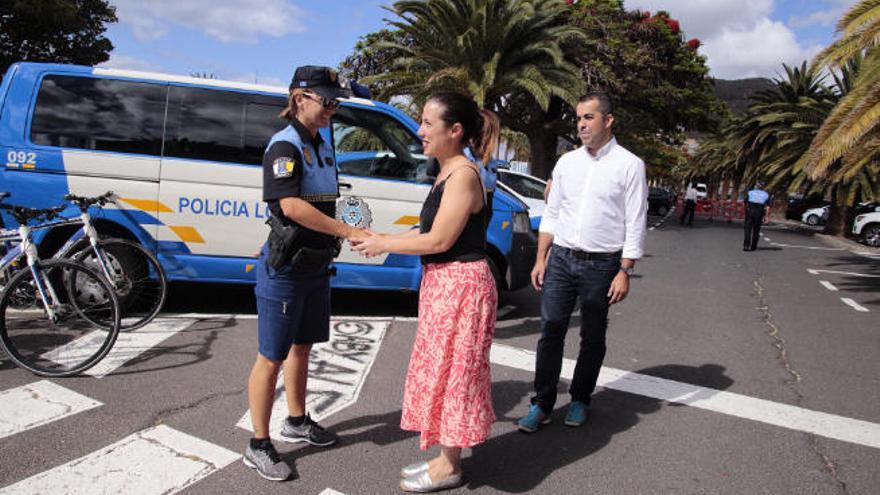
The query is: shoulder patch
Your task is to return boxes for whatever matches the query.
[273,157,296,178]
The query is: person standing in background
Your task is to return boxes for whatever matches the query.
[680,182,698,226]
[743,180,771,251]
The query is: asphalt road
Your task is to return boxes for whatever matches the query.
[1,213,878,495]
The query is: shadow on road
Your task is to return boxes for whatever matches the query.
[465,363,733,493]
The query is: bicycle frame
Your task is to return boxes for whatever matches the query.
[51,211,116,285]
[0,223,64,322]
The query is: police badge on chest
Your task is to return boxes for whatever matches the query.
[336,196,373,229]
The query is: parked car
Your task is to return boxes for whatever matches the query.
[695,183,708,200]
[802,205,829,226]
[785,194,828,220]
[647,187,674,216]
[496,169,547,225]
[855,201,880,216]
[853,210,880,247]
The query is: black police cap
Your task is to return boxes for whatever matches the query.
[290,65,351,101]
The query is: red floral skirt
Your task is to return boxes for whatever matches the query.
[400,259,498,450]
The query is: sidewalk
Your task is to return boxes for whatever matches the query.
[771,217,880,256]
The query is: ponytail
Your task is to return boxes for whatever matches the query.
[472,109,500,166]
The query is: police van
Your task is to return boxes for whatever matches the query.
[0,62,536,293]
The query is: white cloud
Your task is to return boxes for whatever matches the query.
[703,18,823,79]
[110,0,308,43]
[624,0,821,79]
[625,0,773,39]
[98,53,166,72]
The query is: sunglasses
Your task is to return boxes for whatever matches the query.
[302,92,339,109]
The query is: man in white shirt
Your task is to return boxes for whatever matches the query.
[680,182,698,226]
[517,92,647,432]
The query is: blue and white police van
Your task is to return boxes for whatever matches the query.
[0,62,536,292]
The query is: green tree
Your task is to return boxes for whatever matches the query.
[566,1,722,179]
[356,0,586,178]
[339,29,413,104]
[686,59,875,234]
[803,0,880,233]
[0,0,117,75]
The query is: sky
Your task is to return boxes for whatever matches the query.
[100,0,859,85]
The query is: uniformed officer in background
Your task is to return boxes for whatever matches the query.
[245,65,366,481]
[743,180,771,251]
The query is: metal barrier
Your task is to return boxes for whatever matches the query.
[676,199,746,221]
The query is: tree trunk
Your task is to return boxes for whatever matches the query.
[525,128,559,180]
[823,185,847,236]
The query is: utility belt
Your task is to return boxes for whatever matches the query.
[747,202,766,211]
[266,214,339,273]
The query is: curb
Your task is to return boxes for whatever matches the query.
[814,233,880,256]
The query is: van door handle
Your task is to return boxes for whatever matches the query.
[338,182,352,190]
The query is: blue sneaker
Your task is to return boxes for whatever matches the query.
[517,404,551,433]
[564,401,589,427]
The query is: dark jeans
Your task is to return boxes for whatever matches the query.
[680,199,696,225]
[532,246,620,412]
[743,203,764,250]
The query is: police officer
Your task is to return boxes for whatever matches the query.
[743,180,770,251]
[244,65,364,481]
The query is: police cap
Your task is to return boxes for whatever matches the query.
[290,65,351,101]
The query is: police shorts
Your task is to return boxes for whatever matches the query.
[254,251,330,361]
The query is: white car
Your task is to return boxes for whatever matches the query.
[802,205,829,226]
[853,211,880,247]
[497,169,547,219]
[695,183,708,200]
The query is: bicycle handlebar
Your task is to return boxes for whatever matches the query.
[63,191,117,211]
[0,203,68,224]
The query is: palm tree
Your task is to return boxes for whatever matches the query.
[362,0,585,177]
[804,0,880,231]
[687,60,877,219]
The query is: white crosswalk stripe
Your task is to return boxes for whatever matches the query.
[0,425,239,495]
[490,343,880,450]
[0,380,101,439]
[237,319,389,439]
[42,317,196,378]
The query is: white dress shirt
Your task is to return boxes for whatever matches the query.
[685,186,698,201]
[539,137,648,260]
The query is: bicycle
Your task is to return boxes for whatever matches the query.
[0,194,121,377]
[53,192,167,331]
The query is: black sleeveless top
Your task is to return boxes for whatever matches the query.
[419,167,488,265]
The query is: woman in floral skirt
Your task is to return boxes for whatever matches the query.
[352,92,499,492]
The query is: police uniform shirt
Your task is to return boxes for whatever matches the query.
[262,118,337,248]
[747,189,770,205]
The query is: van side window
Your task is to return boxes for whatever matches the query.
[243,96,286,165]
[30,75,166,155]
[165,86,246,164]
[332,106,426,182]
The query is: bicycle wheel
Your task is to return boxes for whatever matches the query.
[72,238,167,331]
[0,259,121,377]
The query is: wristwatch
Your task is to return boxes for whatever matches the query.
[620,266,634,276]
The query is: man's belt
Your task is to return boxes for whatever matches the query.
[555,245,622,261]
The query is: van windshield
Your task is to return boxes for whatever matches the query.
[332,106,428,182]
